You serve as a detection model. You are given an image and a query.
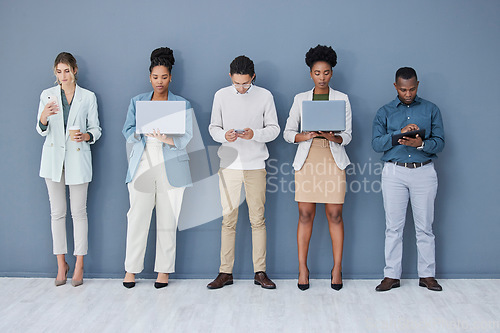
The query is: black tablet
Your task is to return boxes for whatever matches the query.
[391,129,426,146]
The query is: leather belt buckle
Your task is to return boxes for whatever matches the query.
[391,160,431,169]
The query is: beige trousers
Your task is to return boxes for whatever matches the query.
[218,168,267,273]
[125,141,185,274]
[45,171,89,256]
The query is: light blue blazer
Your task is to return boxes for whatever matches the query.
[122,91,193,187]
[36,84,102,185]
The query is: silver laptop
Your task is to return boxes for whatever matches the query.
[301,100,346,132]
[136,101,186,135]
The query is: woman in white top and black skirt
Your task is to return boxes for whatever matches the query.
[284,45,352,291]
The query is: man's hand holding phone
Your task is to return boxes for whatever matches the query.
[236,128,253,140]
[225,129,238,142]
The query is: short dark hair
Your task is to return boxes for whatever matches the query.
[305,45,337,69]
[150,47,175,73]
[230,55,255,80]
[395,67,417,81]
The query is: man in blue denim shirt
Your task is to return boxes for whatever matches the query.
[372,67,445,292]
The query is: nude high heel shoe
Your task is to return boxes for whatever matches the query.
[55,262,69,287]
[71,265,84,287]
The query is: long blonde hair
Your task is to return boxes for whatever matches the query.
[53,52,78,85]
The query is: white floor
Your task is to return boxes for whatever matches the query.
[0,278,499,333]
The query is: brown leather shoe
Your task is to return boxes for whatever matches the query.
[254,271,276,289]
[207,273,233,289]
[375,277,400,291]
[419,277,442,291]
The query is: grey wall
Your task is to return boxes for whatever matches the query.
[1,0,499,279]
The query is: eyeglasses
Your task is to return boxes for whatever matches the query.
[232,83,252,89]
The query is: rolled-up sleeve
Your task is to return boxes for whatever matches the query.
[284,96,301,144]
[36,92,49,136]
[338,96,352,146]
[86,93,101,144]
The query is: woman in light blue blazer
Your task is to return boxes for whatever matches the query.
[122,47,193,289]
[36,52,101,287]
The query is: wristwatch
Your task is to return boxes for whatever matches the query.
[417,141,425,150]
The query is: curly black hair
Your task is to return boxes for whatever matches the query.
[395,67,417,81]
[230,55,255,81]
[305,45,337,69]
[149,47,175,73]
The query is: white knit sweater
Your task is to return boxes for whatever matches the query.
[209,85,280,170]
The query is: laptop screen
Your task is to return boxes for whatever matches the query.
[301,100,346,132]
[135,101,186,135]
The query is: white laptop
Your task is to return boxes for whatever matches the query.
[301,100,346,132]
[136,101,186,135]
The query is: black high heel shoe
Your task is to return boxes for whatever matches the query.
[154,282,168,289]
[123,272,136,288]
[123,281,136,289]
[331,269,343,291]
[297,269,310,291]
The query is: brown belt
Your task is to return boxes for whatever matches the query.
[389,160,432,169]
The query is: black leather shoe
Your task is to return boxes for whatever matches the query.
[297,269,309,291]
[154,282,168,289]
[419,277,442,291]
[375,277,400,292]
[331,269,343,291]
[254,271,276,289]
[123,281,136,289]
[207,273,233,289]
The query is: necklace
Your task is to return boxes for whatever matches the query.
[61,85,75,104]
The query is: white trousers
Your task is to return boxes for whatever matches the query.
[124,141,185,274]
[381,162,438,279]
[45,171,89,256]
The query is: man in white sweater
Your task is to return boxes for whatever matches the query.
[207,56,280,289]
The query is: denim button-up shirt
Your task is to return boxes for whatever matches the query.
[372,96,445,163]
